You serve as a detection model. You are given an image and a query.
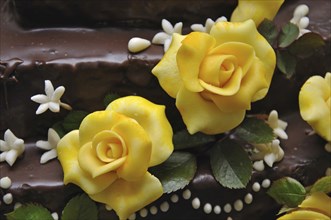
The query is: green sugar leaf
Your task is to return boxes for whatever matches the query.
[267,177,306,207]
[103,93,121,107]
[62,110,89,132]
[234,117,274,144]
[258,19,279,45]
[289,32,325,58]
[278,22,299,48]
[61,194,98,220]
[52,121,66,138]
[309,176,331,194]
[6,204,53,220]
[276,50,297,78]
[210,139,252,189]
[173,129,216,150]
[150,151,197,193]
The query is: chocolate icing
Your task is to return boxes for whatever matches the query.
[1,0,331,219]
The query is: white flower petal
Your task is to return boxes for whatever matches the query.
[164,38,172,52]
[44,80,55,97]
[264,153,276,167]
[36,103,49,114]
[52,86,65,101]
[162,19,174,35]
[205,18,215,33]
[13,139,24,153]
[299,17,309,29]
[31,94,49,103]
[40,149,57,164]
[215,16,227,22]
[5,149,19,166]
[274,128,288,140]
[4,129,17,147]
[0,152,7,162]
[173,22,183,34]
[48,128,60,148]
[36,140,52,150]
[152,32,170,45]
[190,24,206,32]
[0,140,10,151]
[48,102,60,112]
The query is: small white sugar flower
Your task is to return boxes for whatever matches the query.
[191,16,227,33]
[251,139,285,168]
[31,80,72,115]
[152,19,183,52]
[36,128,60,164]
[290,4,311,38]
[0,129,25,166]
[267,110,288,140]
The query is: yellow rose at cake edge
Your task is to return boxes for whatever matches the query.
[57,96,174,220]
[231,0,285,26]
[299,72,331,142]
[152,20,276,135]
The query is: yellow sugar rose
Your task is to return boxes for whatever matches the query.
[231,0,284,26]
[299,72,331,142]
[152,20,276,134]
[278,192,331,220]
[57,96,173,220]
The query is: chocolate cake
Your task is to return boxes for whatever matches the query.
[1,0,330,220]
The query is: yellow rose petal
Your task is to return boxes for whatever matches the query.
[231,0,284,26]
[299,192,331,217]
[79,110,127,147]
[210,20,276,80]
[299,73,331,141]
[176,87,245,134]
[278,209,330,220]
[111,118,152,181]
[208,58,268,112]
[177,32,215,92]
[152,33,185,98]
[107,96,173,166]
[57,130,117,195]
[78,142,126,178]
[90,172,163,220]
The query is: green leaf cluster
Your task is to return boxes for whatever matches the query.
[267,176,331,208]
[258,19,325,78]
[210,139,252,189]
[150,151,197,193]
[5,194,98,220]
[173,129,216,150]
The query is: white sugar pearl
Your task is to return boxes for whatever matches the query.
[128,213,136,220]
[150,206,158,215]
[0,177,12,189]
[51,212,59,220]
[192,198,200,209]
[244,193,253,204]
[214,205,221,214]
[160,202,169,212]
[253,160,265,171]
[262,179,271,188]
[3,193,13,204]
[223,203,232,213]
[252,182,261,192]
[182,189,191,200]
[128,37,151,53]
[203,203,212,214]
[170,194,179,203]
[234,200,243,211]
[139,208,148,218]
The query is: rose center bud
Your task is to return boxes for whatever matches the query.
[93,131,127,163]
[199,54,237,88]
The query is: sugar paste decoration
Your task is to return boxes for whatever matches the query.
[0,129,25,166]
[36,128,60,164]
[31,80,72,115]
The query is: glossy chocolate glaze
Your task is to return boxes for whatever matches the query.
[0,0,331,219]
